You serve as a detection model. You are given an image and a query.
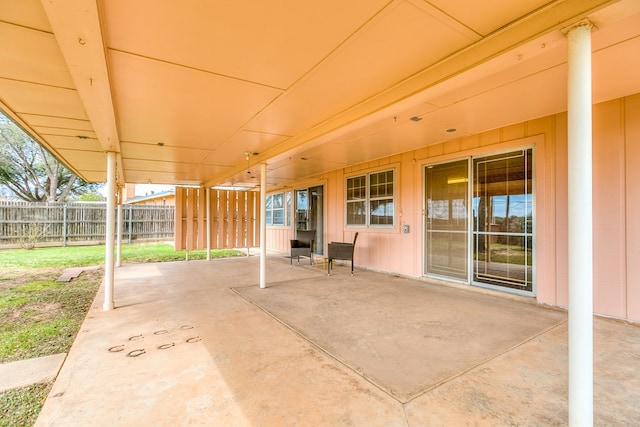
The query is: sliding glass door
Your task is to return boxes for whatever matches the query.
[424,160,469,280]
[424,149,534,293]
[473,149,533,291]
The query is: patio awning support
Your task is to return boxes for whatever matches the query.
[260,163,267,289]
[206,186,211,261]
[566,21,593,426]
[116,186,123,267]
[103,151,116,310]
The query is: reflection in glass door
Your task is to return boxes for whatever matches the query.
[295,185,324,255]
[424,160,469,280]
[473,149,533,291]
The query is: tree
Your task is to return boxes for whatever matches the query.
[0,114,100,202]
[77,191,106,202]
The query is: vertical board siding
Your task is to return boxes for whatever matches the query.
[173,188,260,250]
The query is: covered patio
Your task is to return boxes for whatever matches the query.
[3,1,640,423]
[36,255,640,426]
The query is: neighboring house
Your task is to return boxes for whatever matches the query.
[124,189,175,206]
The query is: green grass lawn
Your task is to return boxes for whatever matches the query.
[0,243,245,426]
[0,242,246,268]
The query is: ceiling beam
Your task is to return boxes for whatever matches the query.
[40,0,123,183]
[203,0,618,188]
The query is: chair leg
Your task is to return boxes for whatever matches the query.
[327,259,331,275]
[351,259,354,276]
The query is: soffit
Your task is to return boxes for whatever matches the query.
[0,0,637,191]
[101,0,392,90]
[426,0,552,35]
[1,0,52,32]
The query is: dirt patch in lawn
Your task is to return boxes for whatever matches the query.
[0,267,102,364]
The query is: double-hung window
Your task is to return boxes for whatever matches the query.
[346,169,395,227]
[266,193,285,225]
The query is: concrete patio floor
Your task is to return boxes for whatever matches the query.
[36,254,640,426]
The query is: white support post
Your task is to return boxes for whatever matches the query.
[116,187,123,267]
[567,22,593,426]
[185,187,190,262]
[206,186,211,261]
[260,163,267,289]
[103,152,116,310]
[62,204,68,247]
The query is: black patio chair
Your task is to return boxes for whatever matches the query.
[327,232,359,276]
[290,229,316,265]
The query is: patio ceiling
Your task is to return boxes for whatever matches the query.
[1,0,640,191]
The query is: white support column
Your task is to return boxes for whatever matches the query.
[116,187,123,267]
[103,152,116,310]
[185,187,191,262]
[206,186,211,261]
[567,22,593,426]
[260,163,267,289]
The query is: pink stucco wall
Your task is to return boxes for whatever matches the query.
[266,92,640,323]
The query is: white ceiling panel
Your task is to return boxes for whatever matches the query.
[592,33,640,103]
[426,0,553,36]
[213,130,290,159]
[34,127,97,140]
[119,142,210,164]
[122,158,198,174]
[1,0,52,32]
[0,79,86,119]
[56,149,106,171]
[0,23,73,88]
[36,134,101,152]
[1,0,638,190]
[109,51,283,149]
[246,1,475,136]
[18,114,94,131]
[102,0,391,89]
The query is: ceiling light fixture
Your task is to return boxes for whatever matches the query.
[76,135,88,140]
[446,128,457,133]
[409,116,422,122]
[157,142,165,147]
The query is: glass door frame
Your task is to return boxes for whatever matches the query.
[422,146,536,296]
[294,184,325,256]
[422,158,473,284]
[471,147,535,296]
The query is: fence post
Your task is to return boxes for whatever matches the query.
[128,204,133,244]
[116,203,123,267]
[62,204,68,247]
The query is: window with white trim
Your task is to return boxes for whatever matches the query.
[346,169,395,226]
[266,193,285,225]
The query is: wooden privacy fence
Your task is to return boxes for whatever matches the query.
[175,187,260,250]
[0,200,174,248]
